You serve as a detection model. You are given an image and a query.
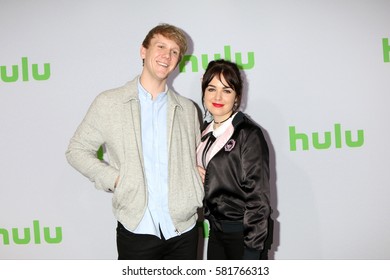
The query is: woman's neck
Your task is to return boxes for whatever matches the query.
[213,112,233,129]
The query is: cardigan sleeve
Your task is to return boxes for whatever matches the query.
[65,94,119,192]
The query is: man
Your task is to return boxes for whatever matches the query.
[66,24,204,260]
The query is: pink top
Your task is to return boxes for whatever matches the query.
[196,113,237,168]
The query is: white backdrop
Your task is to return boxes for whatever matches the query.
[1,0,389,259]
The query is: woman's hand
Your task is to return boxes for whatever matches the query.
[197,166,206,184]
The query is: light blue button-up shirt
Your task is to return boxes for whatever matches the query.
[132,79,177,239]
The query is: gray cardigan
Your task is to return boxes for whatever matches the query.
[66,76,204,233]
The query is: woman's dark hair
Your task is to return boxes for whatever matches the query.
[201,59,243,113]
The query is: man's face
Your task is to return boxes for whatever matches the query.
[140,34,181,81]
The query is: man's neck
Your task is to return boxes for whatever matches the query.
[139,73,167,100]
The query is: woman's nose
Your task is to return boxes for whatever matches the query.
[215,91,222,100]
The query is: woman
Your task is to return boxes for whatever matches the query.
[197,59,271,260]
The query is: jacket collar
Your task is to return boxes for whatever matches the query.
[232,111,245,128]
[122,76,139,103]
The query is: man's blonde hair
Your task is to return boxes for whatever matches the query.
[142,23,188,61]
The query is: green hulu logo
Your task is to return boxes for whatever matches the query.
[383,38,390,63]
[179,45,255,73]
[197,221,210,239]
[0,220,62,245]
[0,57,51,82]
[289,123,364,151]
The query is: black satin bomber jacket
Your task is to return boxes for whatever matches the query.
[202,112,271,252]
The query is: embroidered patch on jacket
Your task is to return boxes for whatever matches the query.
[224,139,236,152]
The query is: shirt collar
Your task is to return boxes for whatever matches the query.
[212,112,238,138]
[137,78,167,101]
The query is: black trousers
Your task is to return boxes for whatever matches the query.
[116,222,198,260]
[207,226,245,260]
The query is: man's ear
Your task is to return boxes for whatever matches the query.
[140,45,146,59]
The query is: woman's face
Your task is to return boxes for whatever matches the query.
[204,74,237,123]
